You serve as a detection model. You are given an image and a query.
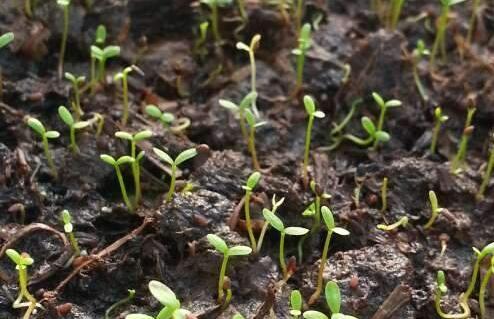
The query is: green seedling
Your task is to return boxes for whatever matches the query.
[145,105,191,133]
[207,234,252,305]
[430,106,449,154]
[424,190,443,229]
[105,289,135,319]
[114,66,135,125]
[61,209,81,256]
[388,0,405,30]
[290,290,303,318]
[477,134,494,200]
[220,92,258,143]
[462,242,494,309]
[302,181,331,234]
[244,108,266,170]
[352,176,365,209]
[193,21,209,59]
[467,0,481,44]
[200,0,233,44]
[233,314,245,319]
[412,40,430,102]
[292,24,312,94]
[308,206,349,305]
[27,117,60,178]
[343,116,390,148]
[430,0,468,67]
[380,177,388,213]
[0,32,14,49]
[263,207,309,280]
[303,96,325,186]
[377,216,408,231]
[325,98,363,151]
[90,25,107,93]
[91,45,120,83]
[372,92,402,149]
[125,280,191,319]
[64,72,85,120]
[115,130,152,205]
[153,147,198,202]
[305,281,358,319]
[58,106,89,153]
[479,255,494,319]
[434,270,470,319]
[57,0,71,79]
[242,171,261,251]
[100,154,135,211]
[450,105,476,174]
[5,249,40,319]
[257,195,284,253]
[236,34,261,116]
[88,112,105,137]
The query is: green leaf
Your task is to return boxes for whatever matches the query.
[219,99,239,111]
[321,206,335,230]
[145,105,163,119]
[156,306,174,319]
[375,131,390,142]
[290,290,303,311]
[262,209,284,232]
[239,92,257,109]
[372,92,385,108]
[314,111,326,119]
[125,314,155,319]
[385,100,402,108]
[57,0,70,6]
[161,113,175,124]
[5,249,21,265]
[228,245,252,256]
[246,171,261,190]
[153,148,174,166]
[27,117,45,136]
[115,131,133,140]
[437,271,448,294]
[233,314,246,319]
[134,130,153,142]
[303,203,316,217]
[45,131,60,139]
[0,32,14,49]
[100,154,116,165]
[244,108,256,127]
[103,45,120,59]
[149,280,179,307]
[361,117,375,135]
[304,95,316,114]
[207,234,229,254]
[285,227,309,236]
[291,310,302,316]
[136,151,145,161]
[429,190,439,212]
[91,45,103,59]
[58,105,74,126]
[61,209,72,224]
[64,72,76,83]
[332,227,350,236]
[175,148,198,166]
[95,25,107,45]
[116,156,135,165]
[74,121,90,129]
[325,281,341,314]
[303,311,329,319]
[447,0,467,6]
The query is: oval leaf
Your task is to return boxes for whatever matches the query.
[27,117,45,136]
[116,155,135,165]
[228,245,252,256]
[5,249,21,265]
[153,147,174,165]
[115,131,133,141]
[0,32,14,49]
[125,314,154,319]
[207,234,228,254]
[100,154,116,165]
[148,280,178,307]
[303,311,329,319]
[219,99,239,111]
[325,281,341,314]
[321,206,335,230]
[372,92,385,108]
[361,117,375,135]
[262,209,284,232]
[45,131,60,139]
[74,121,90,129]
[285,227,309,236]
[145,105,162,119]
[332,227,350,236]
[134,130,152,141]
[290,290,303,311]
[375,131,390,142]
[246,171,261,190]
[175,148,198,166]
[304,95,316,114]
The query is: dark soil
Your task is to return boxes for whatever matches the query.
[1,0,494,318]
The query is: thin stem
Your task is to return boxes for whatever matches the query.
[237,0,246,21]
[296,51,305,91]
[280,231,287,280]
[373,107,387,149]
[310,195,321,234]
[19,267,37,319]
[211,4,221,44]
[73,83,81,121]
[90,57,96,94]
[477,147,494,200]
[435,290,471,319]
[42,135,57,178]
[309,230,332,304]
[238,110,249,142]
[413,59,428,102]
[166,164,177,202]
[121,75,129,125]
[479,266,492,318]
[380,177,388,213]
[25,0,32,17]
[430,5,449,67]
[249,49,258,116]
[248,126,261,170]
[389,0,404,30]
[69,126,78,153]
[244,191,257,251]
[451,108,475,173]
[295,0,303,35]
[58,5,69,79]
[217,254,229,304]
[115,165,133,211]
[98,58,105,83]
[131,141,141,205]
[69,232,80,256]
[467,0,480,45]
[257,221,269,253]
[303,116,314,186]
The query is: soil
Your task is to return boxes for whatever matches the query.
[0,0,494,318]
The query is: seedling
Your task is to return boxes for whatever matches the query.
[125,280,191,319]
[479,255,494,318]
[61,209,81,256]
[153,147,198,202]
[115,130,152,205]
[88,112,105,137]
[388,0,405,30]
[27,117,60,178]
[327,98,363,150]
[207,234,252,305]
[434,270,470,319]
[200,0,233,44]
[244,108,266,170]
[424,190,443,229]
[0,32,14,49]
[236,34,261,116]
[377,216,408,231]
[145,105,191,133]
[263,207,309,280]
[90,25,107,93]
[308,206,349,305]
[477,134,494,200]
[220,92,258,142]
[57,0,71,79]
[105,289,135,319]
[64,72,85,120]
[114,66,135,125]
[290,290,303,318]
[343,116,390,148]
[91,45,120,83]
[430,0,467,67]
[303,96,325,186]
[430,106,449,154]
[467,0,481,44]
[450,105,476,173]
[257,195,284,253]
[100,154,135,211]
[380,177,388,213]
[5,249,40,319]
[292,24,312,94]
[193,21,209,59]
[412,40,430,102]
[462,242,494,308]
[302,181,331,234]
[58,106,89,153]
[305,281,358,319]
[242,171,261,251]
[372,92,402,149]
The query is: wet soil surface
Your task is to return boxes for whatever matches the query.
[1,0,494,318]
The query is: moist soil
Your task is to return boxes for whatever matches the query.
[1,0,494,318]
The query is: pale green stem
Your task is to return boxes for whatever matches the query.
[69,232,80,256]
[244,191,257,251]
[217,254,229,304]
[42,135,57,178]
[248,126,261,170]
[467,0,480,45]
[309,230,332,304]
[121,75,129,125]
[303,115,314,186]
[115,165,133,211]
[280,231,287,280]
[58,5,69,79]
[477,148,494,199]
[166,164,177,202]
[479,266,492,318]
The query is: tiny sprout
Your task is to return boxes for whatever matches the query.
[303,181,331,234]
[263,207,309,280]
[430,107,449,154]
[194,21,209,58]
[90,25,107,93]
[64,72,85,120]
[200,0,233,43]
[257,195,285,253]
[5,249,39,319]
[125,280,191,319]
[242,171,261,251]
[220,91,258,142]
[0,32,14,49]
[305,281,358,319]
[292,24,312,94]
[479,255,494,319]
[309,206,349,305]
[91,45,121,83]
[153,147,198,202]
[380,177,388,213]
[372,92,401,149]
[477,134,494,200]
[115,130,152,205]
[412,40,430,102]
[467,0,481,45]
[434,270,470,319]
[343,116,390,148]
[57,0,71,79]
[377,216,408,231]
[462,242,494,306]
[207,234,252,305]
[114,66,135,125]
[244,108,266,170]
[105,289,135,319]
[27,117,60,178]
[450,105,476,174]
[100,154,135,211]
[58,105,89,153]
[236,34,261,115]
[290,290,303,318]
[145,105,191,134]
[303,96,325,187]
[424,190,443,229]
[61,209,80,256]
